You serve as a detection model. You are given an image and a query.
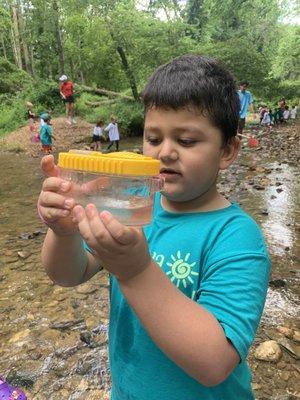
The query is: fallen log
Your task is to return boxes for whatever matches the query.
[76,84,134,101]
[85,99,118,107]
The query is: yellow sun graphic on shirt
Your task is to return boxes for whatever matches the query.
[166,251,198,288]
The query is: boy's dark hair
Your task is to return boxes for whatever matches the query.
[141,54,240,144]
[240,80,249,86]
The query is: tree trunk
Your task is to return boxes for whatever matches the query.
[11,5,22,69]
[17,7,33,75]
[78,84,134,100]
[85,99,118,107]
[1,35,7,59]
[52,0,65,74]
[116,45,139,101]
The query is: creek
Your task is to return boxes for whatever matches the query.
[0,136,299,399]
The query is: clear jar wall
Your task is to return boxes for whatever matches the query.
[60,168,162,226]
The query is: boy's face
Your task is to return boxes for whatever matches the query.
[143,107,239,211]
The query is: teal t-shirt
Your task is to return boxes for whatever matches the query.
[40,124,52,145]
[109,194,270,400]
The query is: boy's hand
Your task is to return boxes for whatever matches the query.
[72,204,152,281]
[37,155,77,236]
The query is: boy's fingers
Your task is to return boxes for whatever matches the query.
[100,210,135,245]
[41,155,60,177]
[42,177,71,193]
[73,205,98,248]
[39,190,75,209]
[38,205,70,221]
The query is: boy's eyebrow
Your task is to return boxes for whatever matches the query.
[172,127,206,136]
[144,126,206,136]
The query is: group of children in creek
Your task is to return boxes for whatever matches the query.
[258,99,298,133]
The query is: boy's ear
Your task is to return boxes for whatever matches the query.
[219,136,240,170]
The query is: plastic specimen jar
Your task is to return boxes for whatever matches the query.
[58,150,163,226]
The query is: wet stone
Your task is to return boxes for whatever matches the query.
[6,369,35,389]
[49,319,85,331]
[269,279,286,288]
[17,251,31,259]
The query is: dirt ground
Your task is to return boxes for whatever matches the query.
[0,117,94,157]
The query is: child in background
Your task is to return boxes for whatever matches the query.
[37,55,270,400]
[40,110,52,129]
[105,115,120,151]
[91,119,104,151]
[40,117,55,154]
[259,104,267,123]
[283,105,290,122]
[26,102,35,133]
[290,105,297,120]
[261,108,272,132]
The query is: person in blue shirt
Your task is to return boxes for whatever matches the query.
[40,117,55,154]
[238,80,255,137]
[37,55,270,400]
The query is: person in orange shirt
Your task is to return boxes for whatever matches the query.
[59,75,76,125]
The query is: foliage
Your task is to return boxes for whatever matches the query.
[195,38,269,93]
[76,93,144,136]
[0,0,299,136]
[0,57,31,93]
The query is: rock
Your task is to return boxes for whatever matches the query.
[278,337,300,359]
[8,329,31,345]
[260,209,269,215]
[49,319,85,331]
[277,326,294,339]
[76,283,98,295]
[17,251,31,259]
[293,330,300,343]
[280,371,290,381]
[251,382,262,390]
[253,184,265,190]
[80,331,92,345]
[254,340,282,362]
[6,369,35,389]
[269,279,286,288]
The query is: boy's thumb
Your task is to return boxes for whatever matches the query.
[41,155,60,177]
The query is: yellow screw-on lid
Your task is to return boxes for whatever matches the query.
[58,151,160,176]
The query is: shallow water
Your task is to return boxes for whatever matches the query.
[0,138,299,399]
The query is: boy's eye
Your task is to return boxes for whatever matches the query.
[178,139,198,146]
[145,137,161,146]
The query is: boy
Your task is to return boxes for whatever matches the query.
[37,55,270,400]
[237,80,255,137]
[40,117,55,154]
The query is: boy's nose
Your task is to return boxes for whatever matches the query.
[158,140,178,162]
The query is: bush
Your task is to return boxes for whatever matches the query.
[0,57,31,94]
[76,93,144,137]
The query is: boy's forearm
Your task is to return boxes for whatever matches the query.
[119,260,239,386]
[42,228,100,287]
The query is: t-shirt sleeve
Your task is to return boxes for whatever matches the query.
[197,216,270,361]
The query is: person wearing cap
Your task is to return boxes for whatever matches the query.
[59,75,76,125]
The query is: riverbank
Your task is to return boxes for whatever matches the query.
[0,118,299,399]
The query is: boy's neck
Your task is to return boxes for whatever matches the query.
[161,187,231,213]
